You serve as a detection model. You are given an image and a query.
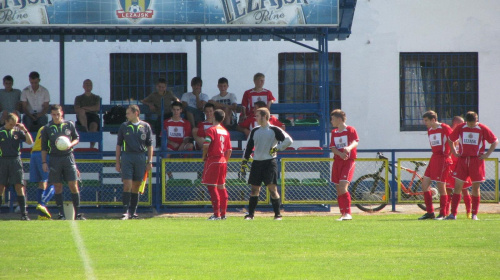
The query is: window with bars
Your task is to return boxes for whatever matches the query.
[400,53,478,131]
[110,53,188,104]
[278,52,341,119]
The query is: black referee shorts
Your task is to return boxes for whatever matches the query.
[248,159,278,186]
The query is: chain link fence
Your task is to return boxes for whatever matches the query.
[397,158,499,203]
[281,158,390,205]
[162,158,268,205]
[22,159,152,206]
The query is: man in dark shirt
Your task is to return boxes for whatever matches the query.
[0,113,33,220]
[41,104,84,220]
[116,105,154,219]
[74,79,101,148]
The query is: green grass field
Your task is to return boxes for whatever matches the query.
[1,214,499,280]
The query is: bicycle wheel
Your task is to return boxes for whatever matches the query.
[351,174,388,212]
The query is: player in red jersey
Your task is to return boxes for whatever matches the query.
[240,73,275,122]
[445,116,473,218]
[163,101,194,179]
[238,101,284,137]
[445,111,498,220]
[202,109,232,220]
[329,109,359,221]
[193,103,216,149]
[418,111,453,220]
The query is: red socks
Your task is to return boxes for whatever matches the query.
[207,186,220,217]
[338,193,352,215]
[450,193,461,216]
[463,194,472,214]
[217,188,228,217]
[423,191,434,214]
[471,195,480,215]
[439,195,448,216]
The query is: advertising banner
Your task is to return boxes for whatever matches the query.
[0,0,338,26]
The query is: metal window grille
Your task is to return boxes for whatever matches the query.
[400,53,478,131]
[110,53,188,104]
[278,52,341,119]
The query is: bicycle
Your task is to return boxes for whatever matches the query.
[350,152,438,212]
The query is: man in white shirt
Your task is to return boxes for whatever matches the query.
[21,72,50,132]
[181,77,209,128]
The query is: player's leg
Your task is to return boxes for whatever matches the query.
[217,185,228,219]
[336,181,352,221]
[462,187,472,218]
[421,161,435,218]
[122,179,133,219]
[64,155,83,220]
[264,159,281,220]
[14,183,29,220]
[246,160,264,219]
[129,180,142,219]
[470,182,481,220]
[445,179,464,220]
[53,183,65,219]
[435,181,448,219]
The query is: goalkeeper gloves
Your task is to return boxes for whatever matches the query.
[240,160,249,174]
[269,146,279,156]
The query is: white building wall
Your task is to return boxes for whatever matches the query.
[0,0,499,152]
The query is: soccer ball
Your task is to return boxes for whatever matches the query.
[55,136,71,151]
[129,4,142,13]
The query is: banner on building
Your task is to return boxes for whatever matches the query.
[0,0,338,26]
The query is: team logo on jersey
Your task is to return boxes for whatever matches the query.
[463,132,479,145]
[433,135,437,140]
[141,134,146,140]
[13,134,18,140]
[65,129,71,136]
[334,135,348,149]
[116,0,154,23]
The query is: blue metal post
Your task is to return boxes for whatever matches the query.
[391,150,397,211]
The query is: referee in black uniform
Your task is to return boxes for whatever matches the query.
[41,104,83,220]
[0,113,33,220]
[116,105,153,220]
[241,107,293,220]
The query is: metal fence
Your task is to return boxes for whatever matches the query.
[161,158,268,205]
[397,158,498,203]
[23,159,152,206]
[281,158,390,205]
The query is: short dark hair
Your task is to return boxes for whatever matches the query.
[465,111,478,123]
[29,71,40,79]
[204,102,215,111]
[191,77,203,87]
[50,104,63,112]
[128,104,140,114]
[422,110,437,121]
[254,73,265,81]
[3,75,13,83]
[157,78,167,85]
[218,77,228,85]
[254,100,267,108]
[214,109,225,123]
[330,109,346,122]
[171,101,183,109]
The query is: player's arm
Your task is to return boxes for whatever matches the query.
[224,149,232,161]
[17,123,32,145]
[202,136,211,161]
[70,123,80,148]
[272,127,293,151]
[343,140,358,155]
[479,138,499,160]
[146,145,153,171]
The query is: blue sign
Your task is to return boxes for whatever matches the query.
[0,0,339,26]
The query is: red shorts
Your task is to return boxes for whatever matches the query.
[201,158,227,186]
[423,155,452,183]
[446,160,471,189]
[452,156,485,183]
[331,159,355,184]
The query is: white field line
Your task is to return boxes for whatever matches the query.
[70,221,97,280]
